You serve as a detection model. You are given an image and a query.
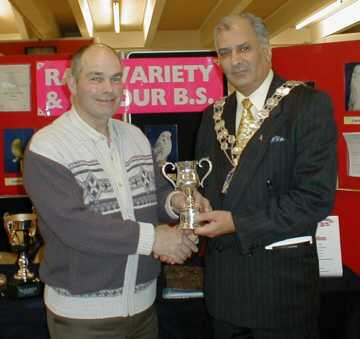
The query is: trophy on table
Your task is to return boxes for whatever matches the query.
[162,158,212,229]
[3,211,42,298]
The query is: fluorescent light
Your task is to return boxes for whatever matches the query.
[317,0,360,38]
[113,0,120,33]
[0,1,13,19]
[296,0,342,30]
[82,0,94,37]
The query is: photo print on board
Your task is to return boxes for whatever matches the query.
[144,124,179,166]
[345,63,360,111]
[4,128,34,173]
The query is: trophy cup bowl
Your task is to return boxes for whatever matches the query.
[162,158,212,229]
[3,212,42,298]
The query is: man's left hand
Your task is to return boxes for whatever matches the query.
[194,210,235,238]
[170,190,212,213]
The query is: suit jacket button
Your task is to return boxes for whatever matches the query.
[216,244,223,252]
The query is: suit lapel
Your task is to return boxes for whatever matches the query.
[223,75,286,206]
[223,92,237,136]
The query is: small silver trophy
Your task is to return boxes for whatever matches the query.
[3,211,42,298]
[162,158,212,229]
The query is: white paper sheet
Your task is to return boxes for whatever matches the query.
[316,216,343,277]
[0,64,31,112]
[343,132,360,177]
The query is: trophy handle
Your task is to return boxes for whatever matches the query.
[3,213,17,245]
[198,157,213,187]
[161,162,177,188]
[3,212,11,235]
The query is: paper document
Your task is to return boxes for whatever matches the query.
[316,216,343,277]
[343,132,360,177]
[0,64,31,112]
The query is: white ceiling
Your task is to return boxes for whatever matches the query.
[1,0,360,51]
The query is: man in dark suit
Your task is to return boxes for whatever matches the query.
[195,12,337,339]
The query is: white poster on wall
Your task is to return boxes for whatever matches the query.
[0,64,31,112]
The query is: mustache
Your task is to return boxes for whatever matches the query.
[231,62,250,73]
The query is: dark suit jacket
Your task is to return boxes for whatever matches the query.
[195,74,338,329]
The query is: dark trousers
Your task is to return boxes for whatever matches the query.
[46,305,158,339]
[213,318,319,339]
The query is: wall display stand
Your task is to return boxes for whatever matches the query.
[272,40,360,277]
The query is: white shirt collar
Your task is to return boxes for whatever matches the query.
[236,69,274,111]
[69,107,112,143]
[235,69,274,128]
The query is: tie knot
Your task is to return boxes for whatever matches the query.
[242,98,253,110]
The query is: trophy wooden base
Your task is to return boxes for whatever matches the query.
[164,265,203,290]
[6,278,43,298]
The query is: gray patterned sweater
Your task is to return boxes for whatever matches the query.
[23,109,171,317]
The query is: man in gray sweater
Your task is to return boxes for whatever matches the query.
[24,43,207,339]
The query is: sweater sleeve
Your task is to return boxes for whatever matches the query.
[23,149,151,257]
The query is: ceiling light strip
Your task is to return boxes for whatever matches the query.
[295,0,342,30]
[318,0,360,37]
[113,0,120,33]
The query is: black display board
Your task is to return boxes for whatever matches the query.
[126,51,227,161]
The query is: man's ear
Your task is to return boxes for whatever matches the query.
[266,47,272,64]
[66,74,77,95]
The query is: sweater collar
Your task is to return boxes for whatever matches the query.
[68,107,113,143]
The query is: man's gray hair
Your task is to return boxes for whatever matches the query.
[214,12,269,49]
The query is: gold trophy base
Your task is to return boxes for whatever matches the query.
[178,207,199,229]
[7,277,42,299]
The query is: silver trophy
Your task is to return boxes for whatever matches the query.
[162,158,212,229]
[3,211,42,298]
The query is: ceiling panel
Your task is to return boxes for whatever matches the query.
[0,0,17,33]
[158,0,219,30]
[245,0,289,19]
[121,0,146,30]
[88,0,113,32]
[51,1,79,36]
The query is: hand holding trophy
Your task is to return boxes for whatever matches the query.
[3,211,42,298]
[162,158,212,229]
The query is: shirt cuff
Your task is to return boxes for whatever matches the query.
[165,191,180,220]
[136,222,155,255]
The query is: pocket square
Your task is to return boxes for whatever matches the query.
[270,135,286,143]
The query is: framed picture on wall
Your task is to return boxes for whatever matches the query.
[3,128,34,174]
[0,64,31,112]
[144,124,179,166]
[345,63,360,111]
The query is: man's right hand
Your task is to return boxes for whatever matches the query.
[153,225,198,264]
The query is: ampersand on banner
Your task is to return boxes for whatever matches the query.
[46,91,63,110]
